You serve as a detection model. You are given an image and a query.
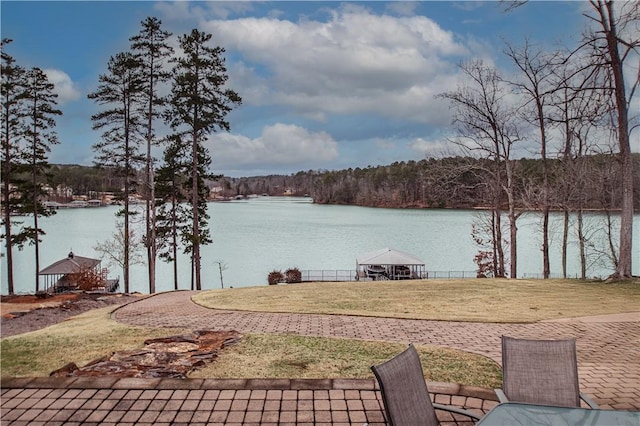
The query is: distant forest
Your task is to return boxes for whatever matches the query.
[49,153,640,211]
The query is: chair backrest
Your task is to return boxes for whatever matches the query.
[371,344,440,426]
[501,336,581,407]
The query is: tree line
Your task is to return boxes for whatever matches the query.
[230,155,640,211]
[2,18,241,295]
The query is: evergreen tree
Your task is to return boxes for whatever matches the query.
[22,67,62,291]
[130,17,173,294]
[1,38,27,295]
[166,29,241,290]
[155,135,190,290]
[88,52,145,293]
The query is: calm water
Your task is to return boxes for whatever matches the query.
[2,197,638,294]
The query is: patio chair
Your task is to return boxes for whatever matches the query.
[495,336,599,408]
[371,344,482,426]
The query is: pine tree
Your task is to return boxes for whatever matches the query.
[130,17,173,294]
[166,29,241,290]
[88,52,145,293]
[1,39,27,295]
[155,135,190,290]
[22,67,62,291]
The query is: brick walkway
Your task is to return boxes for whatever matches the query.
[1,290,638,425]
[111,291,640,410]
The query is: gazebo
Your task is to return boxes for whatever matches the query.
[39,252,119,293]
[356,247,426,280]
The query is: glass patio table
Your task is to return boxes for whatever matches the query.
[476,402,640,426]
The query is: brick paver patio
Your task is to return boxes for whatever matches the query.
[1,290,638,425]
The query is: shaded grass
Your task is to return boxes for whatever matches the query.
[192,279,640,322]
[189,334,502,388]
[0,307,188,377]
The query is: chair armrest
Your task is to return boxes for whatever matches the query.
[579,392,599,409]
[433,403,481,420]
[494,388,509,403]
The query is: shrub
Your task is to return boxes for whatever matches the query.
[285,267,302,284]
[268,270,284,285]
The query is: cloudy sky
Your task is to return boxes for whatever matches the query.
[1,1,622,177]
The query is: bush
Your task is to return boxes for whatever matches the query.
[285,267,302,284]
[268,270,284,285]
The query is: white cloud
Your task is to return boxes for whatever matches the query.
[207,123,338,171]
[385,2,420,17]
[202,6,471,125]
[43,69,81,103]
[409,137,461,157]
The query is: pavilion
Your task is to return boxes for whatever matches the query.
[356,247,426,280]
[39,252,119,293]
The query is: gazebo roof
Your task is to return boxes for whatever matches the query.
[356,247,424,266]
[39,252,101,275]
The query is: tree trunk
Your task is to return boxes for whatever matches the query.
[577,209,586,279]
[562,210,569,279]
[506,160,517,279]
[146,138,156,293]
[145,72,156,294]
[538,102,550,279]
[171,194,178,290]
[32,106,40,292]
[597,0,634,278]
[123,111,130,293]
[191,120,201,291]
[3,139,14,294]
[495,206,505,278]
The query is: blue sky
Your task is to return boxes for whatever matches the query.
[1,1,612,177]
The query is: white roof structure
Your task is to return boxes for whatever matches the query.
[356,247,424,266]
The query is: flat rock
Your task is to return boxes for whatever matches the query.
[50,330,241,378]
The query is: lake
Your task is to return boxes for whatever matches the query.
[2,197,638,294]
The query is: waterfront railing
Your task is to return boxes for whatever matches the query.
[300,270,478,282]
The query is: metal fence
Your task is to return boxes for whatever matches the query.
[301,270,356,282]
[300,270,478,282]
[299,270,585,282]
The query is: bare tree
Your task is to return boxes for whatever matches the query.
[504,39,559,279]
[547,50,610,279]
[94,220,144,280]
[584,0,639,278]
[439,61,522,278]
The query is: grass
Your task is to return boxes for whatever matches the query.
[192,278,640,322]
[190,334,502,388]
[3,278,637,385]
[0,306,501,387]
[0,307,189,377]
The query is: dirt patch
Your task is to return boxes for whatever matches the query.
[49,330,242,378]
[1,292,143,338]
